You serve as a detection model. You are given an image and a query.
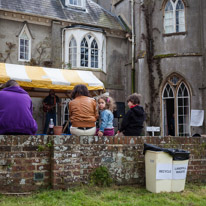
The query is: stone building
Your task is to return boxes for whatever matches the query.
[110,0,206,136]
[0,0,131,133]
[1,0,205,136]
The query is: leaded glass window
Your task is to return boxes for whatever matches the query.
[164,1,174,33]
[80,34,99,68]
[163,83,174,98]
[162,74,190,136]
[164,0,185,34]
[19,25,31,61]
[64,29,104,70]
[170,75,179,85]
[176,0,185,32]
[177,83,190,136]
[91,39,98,68]
[80,37,88,67]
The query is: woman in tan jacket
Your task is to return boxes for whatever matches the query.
[69,84,98,136]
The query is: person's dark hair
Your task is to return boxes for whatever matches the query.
[71,84,89,99]
[49,89,55,96]
[4,79,19,88]
[192,133,201,137]
[127,93,141,104]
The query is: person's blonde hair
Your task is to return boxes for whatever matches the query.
[98,96,116,112]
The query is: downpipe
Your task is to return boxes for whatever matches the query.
[131,0,135,93]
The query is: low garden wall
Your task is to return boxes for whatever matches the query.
[0,135,206,193]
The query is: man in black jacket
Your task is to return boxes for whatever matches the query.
[43,89,59,134]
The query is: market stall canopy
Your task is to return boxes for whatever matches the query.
[0,63,104,97]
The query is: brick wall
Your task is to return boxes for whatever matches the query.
[0,135,206,193]
[0,135,51,193]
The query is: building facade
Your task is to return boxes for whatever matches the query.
[1,0,205,136]
[111,0,206,136]
[0,0,131,133]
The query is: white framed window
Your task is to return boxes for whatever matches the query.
[177,82,190,136]
[80,34,99,68]
[91,39,98,68]
[69,37,77,67]
[162,74,191,136]
[164,0,185,34]
[64,28,106,71]
[80,36,89,67]
[65,0,85,8]
[18,24,31,61]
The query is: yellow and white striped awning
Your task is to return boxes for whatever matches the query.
[0,63,104,91]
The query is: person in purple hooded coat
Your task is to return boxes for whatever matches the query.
[0,80,37,135]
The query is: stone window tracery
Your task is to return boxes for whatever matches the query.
[162,74,190,136]
[64,28,106,71]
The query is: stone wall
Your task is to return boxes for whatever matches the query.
[0,135,206,193]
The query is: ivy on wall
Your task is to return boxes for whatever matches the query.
[141,0,163,126]
[27,37,52,67]
[0,42,16,63]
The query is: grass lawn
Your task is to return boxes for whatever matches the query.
[0,184,206,206]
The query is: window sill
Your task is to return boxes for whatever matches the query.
[163,31,187,37]
[65,67,104,72]
[18,59,30,62]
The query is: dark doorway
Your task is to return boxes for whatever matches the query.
[166,99,175,136]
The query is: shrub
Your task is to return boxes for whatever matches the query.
[90,166,112,187]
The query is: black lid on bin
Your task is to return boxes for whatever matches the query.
[143,143,164,154]
[143,143,190,160]
[166,148,190,160]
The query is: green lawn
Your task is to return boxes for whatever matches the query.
[0,184,206,206]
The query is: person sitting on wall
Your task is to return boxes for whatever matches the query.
[0,79,38,135]
[117,93,145,136]
[69,84,98,136]
[43,89,60,134]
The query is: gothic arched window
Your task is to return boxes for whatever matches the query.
[80,37,89,67]
[164,0,185,34]
[80,34,99,68]
[91,39,98,68]
[162,74,190,136]
[19,24,32,61]
[64,29,105,71]
[177,82,190,136]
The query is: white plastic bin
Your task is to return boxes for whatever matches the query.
[145,149,189,193]
[172,159,189,192]
[145,150,173,193]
